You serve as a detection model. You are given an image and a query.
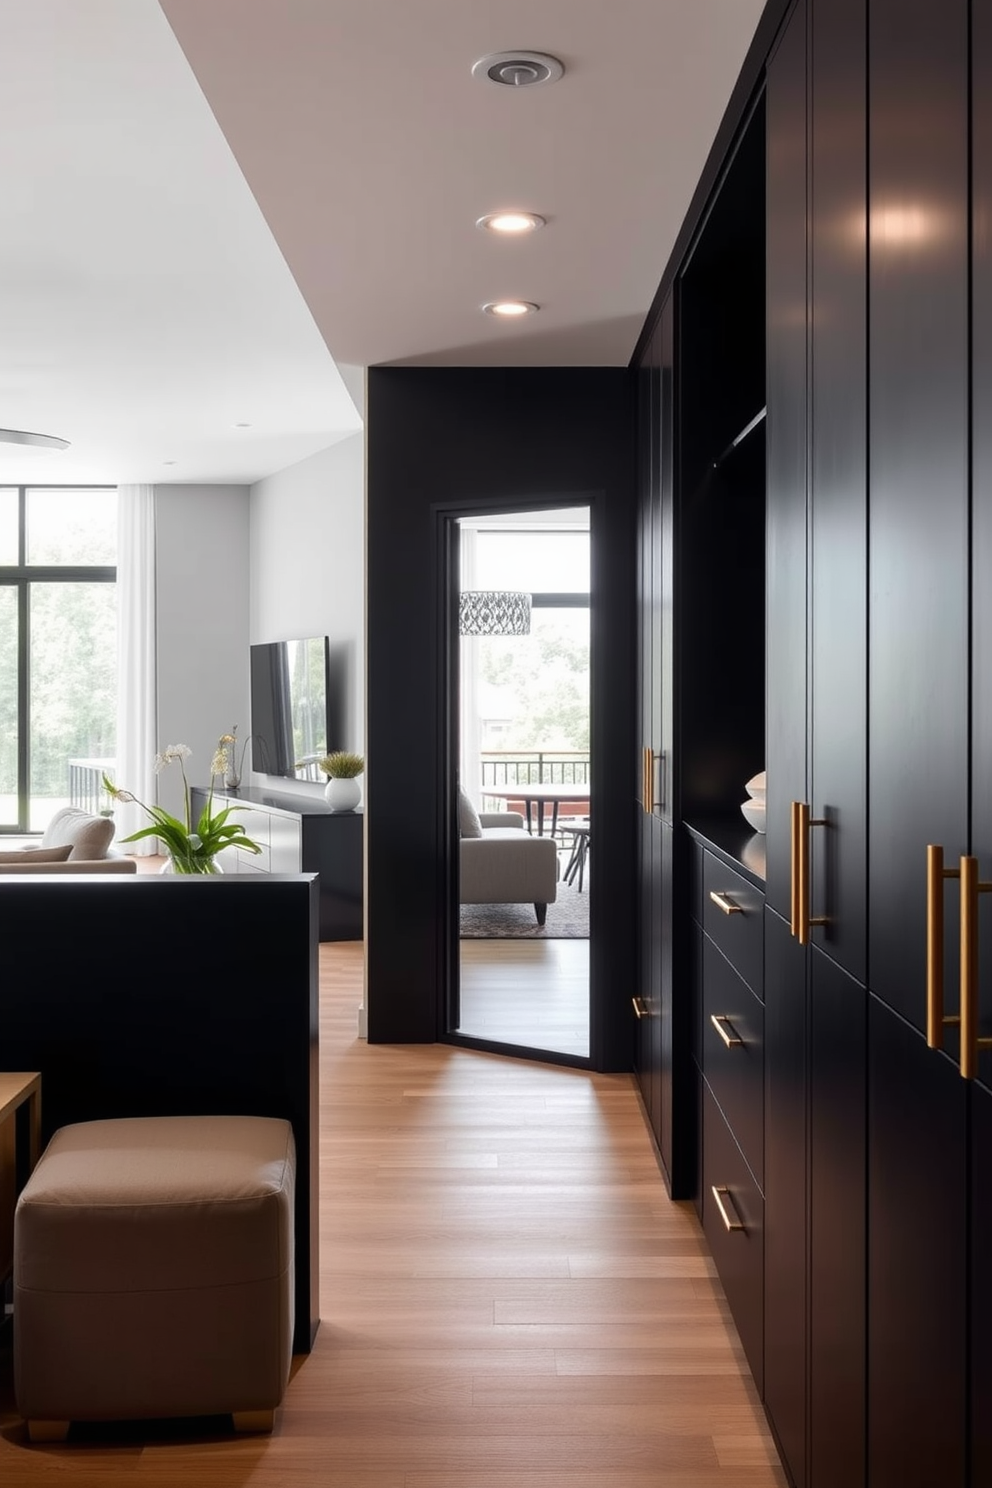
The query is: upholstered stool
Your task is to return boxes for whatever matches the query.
[14,1114,295,1442]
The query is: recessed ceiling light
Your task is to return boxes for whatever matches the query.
[477,211,546,235]
[162,460,177,466]
[234,422,252,428]
[483,300,539,318]
[471,51,565,88]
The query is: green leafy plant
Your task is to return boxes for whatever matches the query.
[103,742,262,874]
[318,750,364,779]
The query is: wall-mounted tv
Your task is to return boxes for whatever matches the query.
[249,636,333,781]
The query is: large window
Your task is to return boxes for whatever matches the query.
[0,487,117,832]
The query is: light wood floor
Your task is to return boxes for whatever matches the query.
[0,941,786,1486]
[459,938,590,1057]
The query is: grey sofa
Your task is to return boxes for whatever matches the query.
[459,810,559,925]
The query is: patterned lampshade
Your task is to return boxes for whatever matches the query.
[458,590,532,636]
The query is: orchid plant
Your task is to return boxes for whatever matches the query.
[103,742,262,874]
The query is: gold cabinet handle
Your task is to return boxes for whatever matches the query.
[790,800,828,944]
[958,855,992,1080]
[631,996,648,1020]
[711,1185,746,1233]
[642,747,661,814]
[709,890,742,916]
[710,1014,743,1048]
[926,843,961,1049]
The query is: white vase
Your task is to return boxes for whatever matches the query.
[324,776,361,812]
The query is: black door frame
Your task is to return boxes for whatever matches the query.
[435,494,596,1068]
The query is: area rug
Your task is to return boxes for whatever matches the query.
[460,871,589,939]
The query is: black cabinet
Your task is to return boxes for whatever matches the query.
[867,0,970,1033]
[634,0,990,1482]
[868,998,967,1488]
[763,907,807,1488]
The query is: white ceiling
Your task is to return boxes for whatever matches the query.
[0,0,765,487]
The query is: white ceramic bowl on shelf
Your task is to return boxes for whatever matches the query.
[745,770,766,799]
[740,797,766,834]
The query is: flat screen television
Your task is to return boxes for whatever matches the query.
[249,636,333,781]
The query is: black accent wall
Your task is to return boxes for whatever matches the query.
[366,367,636,1069]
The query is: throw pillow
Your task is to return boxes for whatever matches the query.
[458,787,483,839]
[0,845,73,864]
[41,806,115,860]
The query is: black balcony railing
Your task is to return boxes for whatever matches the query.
[480,751,590,788]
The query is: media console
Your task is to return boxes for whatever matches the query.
[192,784,363,941]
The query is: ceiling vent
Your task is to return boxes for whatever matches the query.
[471,51,565,88]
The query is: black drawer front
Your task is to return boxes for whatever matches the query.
[702,1083,764,1393]
[702,935,764,1191]
[702,851,764,998]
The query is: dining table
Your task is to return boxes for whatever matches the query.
[482,783,590,838]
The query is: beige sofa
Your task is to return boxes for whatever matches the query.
[0,807,137,875]
[459,801,559,925]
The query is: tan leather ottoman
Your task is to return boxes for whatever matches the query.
[14,1114,295,1442]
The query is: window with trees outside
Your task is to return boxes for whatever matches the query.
[0,487,117,833]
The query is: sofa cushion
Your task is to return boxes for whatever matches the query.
[0,845,72,864]
[41,807,115,860]
[457,787,483,839]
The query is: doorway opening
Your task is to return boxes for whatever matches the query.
[451,507,590,1060]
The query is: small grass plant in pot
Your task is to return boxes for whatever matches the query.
[319,750,364,812]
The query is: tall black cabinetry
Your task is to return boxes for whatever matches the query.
[633,0,992,1483]
[635,296,682,1189]
[764,3,869,1486]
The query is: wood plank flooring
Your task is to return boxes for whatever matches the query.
[458,939,589,1057]
[0,941,785,1486]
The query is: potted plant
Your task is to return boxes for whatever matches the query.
[103,742,262,873]
[318,751,364,812]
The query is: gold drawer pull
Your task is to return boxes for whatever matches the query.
[791,800,828,944]
[926,843,961,1049]
[711,1185,746,1233]
[710,1014,743,1048]
[631,996,648,1020]
[709,890,743,916]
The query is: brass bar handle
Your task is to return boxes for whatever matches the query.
[710,1014,744,1048]
[711,1185,746,1233]
[790,801,802,938]
[958,855,992,1079]
[709,890,743,916]
[926,843,960,1049]
[631,996,648,1020]
[792,800,828,945]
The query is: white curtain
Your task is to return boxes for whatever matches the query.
[115,485,157,853]
[459,525,484,808]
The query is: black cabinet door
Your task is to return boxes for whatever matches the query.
[972,1079,992,1487]
[658,296,675,826]
[868,996,967,1488]
[971,0,992,1099]
[763,906,807,1488]
[765,0,808,925]
[809,946,865,1488]
[809,0,867,982]
[867,0,970,1032]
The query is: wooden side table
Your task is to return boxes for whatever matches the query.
[1,1072,41,1285]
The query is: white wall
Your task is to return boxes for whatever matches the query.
[154,483,250,818]
[248,426,365,797]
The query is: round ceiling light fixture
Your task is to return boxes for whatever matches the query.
[0,427,69,450]
[476,211,546,235]
[483,300,539,318]
[471,50,565,88]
